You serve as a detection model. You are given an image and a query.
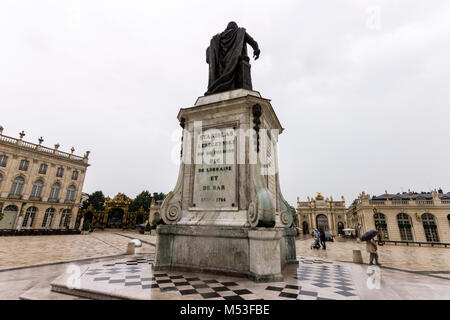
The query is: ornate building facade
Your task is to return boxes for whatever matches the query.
[347,190,450,243]
[76,193,165,230]
[296,193,347,236]
[0,126,90,231]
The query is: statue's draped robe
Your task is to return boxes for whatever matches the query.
[206,27,248,95]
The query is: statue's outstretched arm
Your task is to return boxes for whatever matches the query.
[245,32,260,60]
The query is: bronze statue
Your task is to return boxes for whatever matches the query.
[205,22,260,95]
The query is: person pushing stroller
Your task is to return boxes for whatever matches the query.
[311,229,321,250]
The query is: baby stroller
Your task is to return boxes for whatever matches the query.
[310,229,321,250]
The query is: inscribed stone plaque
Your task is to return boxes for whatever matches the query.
[192,127,237,210]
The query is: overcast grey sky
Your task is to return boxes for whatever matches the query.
[1,0,449,205]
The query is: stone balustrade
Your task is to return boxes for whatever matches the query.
[0,133,86,163]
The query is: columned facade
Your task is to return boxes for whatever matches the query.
[0,126,90,231]
[347,190,450,243]
[296,193,347,236]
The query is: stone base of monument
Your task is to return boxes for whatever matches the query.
[155,225,298,282]
[155,89,298,282]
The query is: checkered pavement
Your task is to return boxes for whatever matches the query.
[83,256,359,300]
[263,257,358,300]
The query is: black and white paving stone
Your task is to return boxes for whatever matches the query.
[78,255,359,300]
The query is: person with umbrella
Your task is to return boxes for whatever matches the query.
[362,230,381,266]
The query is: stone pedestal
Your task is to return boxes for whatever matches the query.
[155,89,297,282]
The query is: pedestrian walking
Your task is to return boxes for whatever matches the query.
[366,238,381,265]
[319,228,326,250]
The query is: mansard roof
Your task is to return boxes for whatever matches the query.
[371,191,450,200]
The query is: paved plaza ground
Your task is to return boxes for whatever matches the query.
[297,237,450,278]
[0,230,156,271]
[0,230,448,300]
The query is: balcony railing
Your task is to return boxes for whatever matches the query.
[369,200,385,205]
[0,134,85,162]
[416,200,433,205]
[392,200,409,205]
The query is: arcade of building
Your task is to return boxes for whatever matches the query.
[297,191,450,243]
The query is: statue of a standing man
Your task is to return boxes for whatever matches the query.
[205,22,260,96]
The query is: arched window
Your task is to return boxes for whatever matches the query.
[422,213,439,242]
[42,208,55,228]
[49,183,60,200]
[397,213,413,241]
[65,185,76,201]
[374,213,389,240]
[337,222,344,235]
[59,209,71,228]
[1,205,18,229]
[10,176,25,195]
[23,206,38,228]
[316,214,329,232]
[31,180,44,198]
[4,205,18,212]
[302,221,309,235]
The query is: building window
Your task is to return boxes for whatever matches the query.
[10,176,25,196]
[31,180,44,198]
[49,182,61,200]
[397,213,413,241]
[374,213,389,240]
[39,163,48,174]
[302,221,309,235]
[66,185,76,201]
[72,170,78,180]
[4,205,18,213]
[42,208,55,228]
[421,213,439,242]
[316,214,329,232]
[22,207,38,228]
[337,221,344,235]
[0,172,3,188]
[448,214,450,227]
[56,167,64,178]
[19,160,29,171]
[59,209,71,228]
[0,155,7,167]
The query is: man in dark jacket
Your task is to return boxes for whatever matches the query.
[319,228,326,250]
